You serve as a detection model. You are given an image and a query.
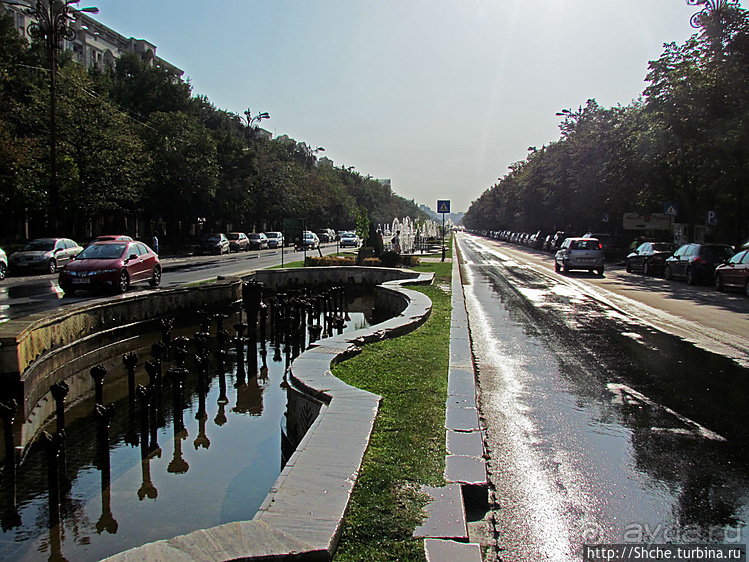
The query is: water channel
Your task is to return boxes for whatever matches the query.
[0,290,378,561]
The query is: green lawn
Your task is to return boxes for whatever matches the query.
[332,262,452,561]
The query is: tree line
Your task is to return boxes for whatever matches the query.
[463,7,749,248]
[0,13,425,245]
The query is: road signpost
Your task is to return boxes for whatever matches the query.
[437,200,450,262]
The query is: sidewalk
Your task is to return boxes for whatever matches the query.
[413,245,487,560]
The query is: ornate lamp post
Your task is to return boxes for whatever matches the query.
[686,0,740,28]
[20,1,98,228]
[243,109,270,147]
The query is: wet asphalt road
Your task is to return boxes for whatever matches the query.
[456,233,749,561]
[0,245,338,323]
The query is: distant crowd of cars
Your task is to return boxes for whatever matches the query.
[0,228,363,292]
[480,229,749,296]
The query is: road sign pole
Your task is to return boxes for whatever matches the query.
[441,213,445,262]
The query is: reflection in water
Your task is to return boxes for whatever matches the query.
[0,290,376,561]
[464,248,749,558]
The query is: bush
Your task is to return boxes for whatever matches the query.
[378,251,402,267]
[305,256,356,267]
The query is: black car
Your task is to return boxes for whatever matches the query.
[197,233,229,255]
[625,242,674,276]
[664,243,735,284]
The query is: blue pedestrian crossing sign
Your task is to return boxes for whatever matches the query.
[664,202,678,217]
[437,200,451,214]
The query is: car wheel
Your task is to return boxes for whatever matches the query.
[47,259,57,274]
[715,274,725,292]
[0,263,5,281]
[562,263,569,274]
[626,260,632,273]
[149,265,162,287]
[665,265,673,280]
[745,279,749,297]
[555,261,561,273]
[643,261,650,276]
[686,267,696,285]
[61,286,75,296]
[596,267,604,276]
[116,270,130,293]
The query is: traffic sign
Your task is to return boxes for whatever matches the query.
[437,200,451,214]
[706,210,717,226]
[664,202,678,217]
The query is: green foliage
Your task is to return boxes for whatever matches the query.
[464,6,749,245]
[0,17,428,241]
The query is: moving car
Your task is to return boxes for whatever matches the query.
[0,248,6,280]
[664,243,734,284]
[625,242,673,276]
[316,229,333,243]
[554,237,605,275]
[299,231,319,250]
[265,231,284,249]
[9,237,83,274]
[714,249,749,295]
[248,232,269,250]
[197,233,229,255]
[58,240,161,295]
[339,231,360,248]
[227,232,250,252]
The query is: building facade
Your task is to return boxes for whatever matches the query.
[0,0,183,77]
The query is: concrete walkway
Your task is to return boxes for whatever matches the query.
[414,247,487,560]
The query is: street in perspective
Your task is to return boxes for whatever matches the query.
[457,232,749,561]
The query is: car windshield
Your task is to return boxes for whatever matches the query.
[249,234,261,239]
[227,234,240,240]
[202,234,222,242]
[77,244,127,260]
[341,232,355,237]
[266,233,279,238]
[652,243,672,251]
[22,240,55,251]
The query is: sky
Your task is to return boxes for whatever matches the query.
[88,0,703,214]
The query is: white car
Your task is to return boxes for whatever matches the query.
[339,232,360,248]
[0,248,6,280]
[265,231,284,249]
[554,237,605,276]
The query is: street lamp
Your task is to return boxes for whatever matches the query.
[686,0,739,28]
[243,109,270,146]
[17,0,99,229]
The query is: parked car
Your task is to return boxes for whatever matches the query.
[264,231,284,249]
[316,229,334,243]
[299,231,319,250]
[197,233,229,255]
[549,231,567,253]
[227,232,250,252]
[714,249,749,295]
[58,240,161,295]
[339,231,360,248]
[248,232,269,250]
[0,248,6,280]
[554,237,605,275]
[87,234,133,246]
[9,237,83,274]
[664,243,735,284]
[625,242,674,276]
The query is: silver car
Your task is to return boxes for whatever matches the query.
[0,248,6,280]
[9,237,83,274]
[555,237,605,275]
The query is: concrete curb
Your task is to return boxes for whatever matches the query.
[417,241,486,561]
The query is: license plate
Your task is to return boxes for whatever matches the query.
[72,278,90,284]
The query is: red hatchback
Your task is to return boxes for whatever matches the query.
[714,249,749,296]
[58,240,161,295]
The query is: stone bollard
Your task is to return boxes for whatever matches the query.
[90,365,107,407]
[94,404,118,535]
[49,382,69,435]
[122,352,138,403]
[39,431,65,531]
[136,385,153,458]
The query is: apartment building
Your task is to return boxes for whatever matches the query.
[0,0,183,78]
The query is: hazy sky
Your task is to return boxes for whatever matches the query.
[90,1,702,213]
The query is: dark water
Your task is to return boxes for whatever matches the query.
[0,304,373,561]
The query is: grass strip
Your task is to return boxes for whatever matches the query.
[332,261,452,561]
